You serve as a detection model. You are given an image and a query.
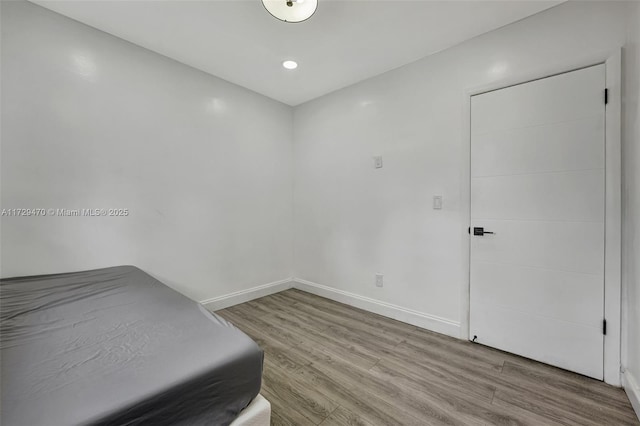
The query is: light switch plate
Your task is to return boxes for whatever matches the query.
[373,156,383,169]
[433,195,443,210]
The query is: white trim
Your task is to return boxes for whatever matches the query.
[293,278,460,338]
[460,48,623,386]
[603,49,623,387]
[200,278,294,311]
[230,394,271,426]
[623,370,640,421]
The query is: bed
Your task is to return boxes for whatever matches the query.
[0,265,269,426]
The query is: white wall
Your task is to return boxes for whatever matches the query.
[623,0,640,416]
[2,0,637,399]
[0,0,293,302]
[294,1,628,337]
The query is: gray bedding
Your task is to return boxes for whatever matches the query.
[0,265,263,426]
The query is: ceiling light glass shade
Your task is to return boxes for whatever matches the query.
[262,0,318,23]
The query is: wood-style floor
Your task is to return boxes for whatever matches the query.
[213,289,639,426]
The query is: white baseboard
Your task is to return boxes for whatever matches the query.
[623,370,640,421]
[200,278,294,311]
[293,278,460,338]
[201,276,460,338]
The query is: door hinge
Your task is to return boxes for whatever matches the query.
[604,88,609,105]
[603,319,607,335]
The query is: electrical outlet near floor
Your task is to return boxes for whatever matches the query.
[375,273,384,287]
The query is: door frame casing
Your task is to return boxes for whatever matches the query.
[459,48,622,386]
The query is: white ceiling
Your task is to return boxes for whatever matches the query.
[32,0,561,106]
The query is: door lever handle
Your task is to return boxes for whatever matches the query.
[473,227,495,236]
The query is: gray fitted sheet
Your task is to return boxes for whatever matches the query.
[1,265,263,426]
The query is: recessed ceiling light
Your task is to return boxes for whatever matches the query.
[282,60,298,70]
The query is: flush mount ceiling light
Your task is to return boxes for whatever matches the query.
[282,60,298,70]
[262,0,318,23]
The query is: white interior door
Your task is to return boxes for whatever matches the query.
[469,64,606,380]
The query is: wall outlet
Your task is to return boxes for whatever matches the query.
[375,273,384,287]
[373,156,383,169]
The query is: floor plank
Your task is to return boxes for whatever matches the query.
[211,289,639,426]
[318,406,374,426]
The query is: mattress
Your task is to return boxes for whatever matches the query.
[0,265,263,426]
